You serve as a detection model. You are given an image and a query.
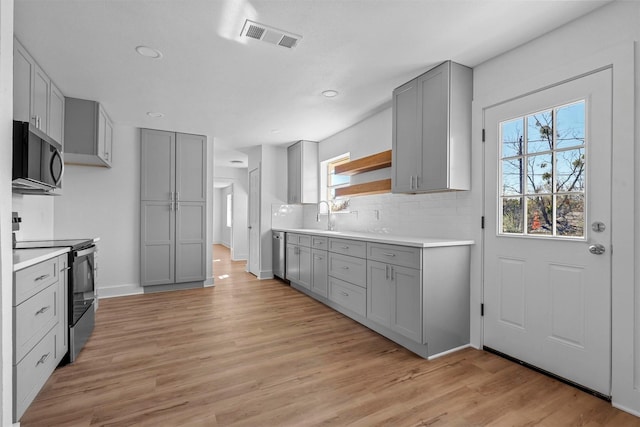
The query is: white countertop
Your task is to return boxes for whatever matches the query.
[272,228,474,248]
[13,247,70,272]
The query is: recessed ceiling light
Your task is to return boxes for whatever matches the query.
[322,90,339,98]
[230,160,244,164]
[271,129,281,134]
[136,45,163,59]
[146,112,164,118]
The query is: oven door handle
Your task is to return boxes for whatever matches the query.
[75,246,96,258]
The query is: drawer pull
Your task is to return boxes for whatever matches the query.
[36,352,50,367]
[382,252,396,257]
[339,291,349,297]
[341,266,350,270]
[341,246,350,249]
[34,274,51,282]
[314,256,323,260]
[35,306,51,316]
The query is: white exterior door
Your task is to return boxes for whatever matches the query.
[483,69,612,396]
[248,168,260,277]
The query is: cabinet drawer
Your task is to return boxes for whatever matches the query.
[14,257,58,306]
[14,329,57,421]
[367,243,421,269]
[311,236,328,250]
[328,253,366,288]
[14,283,58,364]
[286,233,311,247]
[329,277,366,317]
[328,238,366,258]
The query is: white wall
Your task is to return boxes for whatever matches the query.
[0,1,14,424]
[221,186,232,247]
[472,1,639,415]
[11,194,54,239]
[213,187,222,244]
[54,125,140,297]
[248,145,287,278]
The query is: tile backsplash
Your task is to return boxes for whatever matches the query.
[275,191,475,240]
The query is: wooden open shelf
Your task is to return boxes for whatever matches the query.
[334,150,392,176]
[335,179,391,197]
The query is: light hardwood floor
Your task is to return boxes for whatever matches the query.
[21,245,640,426]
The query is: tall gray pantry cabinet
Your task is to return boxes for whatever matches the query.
[140,129,207,287]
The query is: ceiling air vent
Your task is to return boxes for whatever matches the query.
[240,19,301,49]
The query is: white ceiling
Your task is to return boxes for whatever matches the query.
[14,0,610,170]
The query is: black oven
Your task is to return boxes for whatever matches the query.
[12,120,63,192]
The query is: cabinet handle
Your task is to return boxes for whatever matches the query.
[415,176,420,189]
[390,266,395,280]
[339,291,349,297]
[176,192,180,201]
[314,256,323,260]
[341,246,349,250]
[35,306,50,316]
[382,252,396,257]
[170,192,174,201]
[36,352,50,367]
[341,266,349,270]
[34,274,50,282]
[176,202,180,211]
[385,265,389,280]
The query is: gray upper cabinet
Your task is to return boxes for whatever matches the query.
[287,140,318,204]
[140,128,207,287]
[13,41,33,124]
[13,38,65,148]
[176,133,207,202]
[49,83,65,147]
[392,60,472,193]
[64,98,114,168]
[141,129,175,201]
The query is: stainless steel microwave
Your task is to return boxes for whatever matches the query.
[12,120,63,193]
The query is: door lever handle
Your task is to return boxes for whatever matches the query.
[588,244,606,255]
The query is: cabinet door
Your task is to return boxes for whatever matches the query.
[140,129,176,201]
[13,41,33,123]
[56,255,68,362]
[97,107,107,162]
[392,78,420,193]
[417,61,449,192]
[311,249,328,297]
[140,201,175,286]
[176,133,206,202]
[286,244,299,281]
[49,83,65,147]
[104,116,113,166]
[32,63,49,132]
[391,265,422,342]
[298,246,312,289]
[287,142,301,203]
[367,260,393,327]
[175,202,206,283]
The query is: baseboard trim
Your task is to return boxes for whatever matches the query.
[612,402,640,418]
[98,284,143,299]
[143,281,205,293]
[258,269,274,280]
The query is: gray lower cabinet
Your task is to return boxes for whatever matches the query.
[140,128,207,287]
[13,253,68,422]
[367,260,422,342]
[286,240,311,289]
[285,232,471,359]
[310,248,328,297]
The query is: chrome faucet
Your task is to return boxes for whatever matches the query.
[317,200,334,230]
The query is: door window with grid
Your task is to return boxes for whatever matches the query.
[499,100,586,238]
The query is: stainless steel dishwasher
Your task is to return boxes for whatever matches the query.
[272,230,286,280]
